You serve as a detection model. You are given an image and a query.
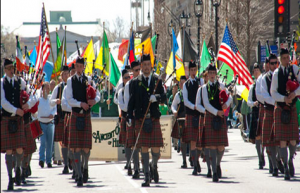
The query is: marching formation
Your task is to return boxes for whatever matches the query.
[1,47,300,191]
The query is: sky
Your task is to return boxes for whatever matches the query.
[1,0,139,36]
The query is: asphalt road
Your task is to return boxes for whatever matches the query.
[1,129,300,193]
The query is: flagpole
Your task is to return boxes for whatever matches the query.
[108,48,111,110]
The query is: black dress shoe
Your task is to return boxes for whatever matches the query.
[261,155,265,167]
[217,166,222,178]
[141,173,150,187]
[181,161,187,168]
[174,146,178,151]
[39,161,44,168]
[132,170,140,179]
[277,160,284,174]
[153,165,159,183]
[212,173,219,182]
[289,161,295,177]
[207,169,212,178]
[272,168,278,177]
[62,166,69,174]
[7,175,14,190]
[77,176,83,187]
[177,147,180,153]
[128,166,132,176]
[15,167,21,185]
[259,161,263,170]
[197,161,201,173]
[124,165,128,169]
[21,168,27,184]
[192,167,198,176]
[72,170,76,179]
[284,164,290,180]
[47,163,52,168]
[83,169,88,183]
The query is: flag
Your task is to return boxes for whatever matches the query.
[266,40,271,58]
[151,35,157,51]
[233,85,249,102]
[52,37,65,78]
[29,46,37,67]
[43,60,54,82]
[129,32,135,64]
[135,26,151,42]
[291,42,297,65]
[24,46,31,68]
[84,39,95,75]
[135,37,155,66]
[118,39,129,61]
[218,63,234,85]
[156,61,163,75]
[199,40,212,74]
[35,5,51,74]
[15,36,29,72]
[217,25,253,89]
[95,30,109,75]
[109,53,121,87]
[207,34,216,54]
[56,31,61,56]
[166,29,185,81]
[183,30,197,62]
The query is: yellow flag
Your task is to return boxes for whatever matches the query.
[156,61,162,74]
[166,52,185,81]
[84,39,95,75]
[135,37,154,66]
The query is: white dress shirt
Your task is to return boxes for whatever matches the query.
[202,81,232,116]
[270,64,300,102]
[50,81,67,106]
[261,71,275,105]
[66,74,100,108]
[255,74,265,104]
[1,75,38,116]
[61,86,72,112]
[37,95,57,123]
[247,84,256,108]
[182,77,204,110]
[195,86,206,114]
[124,80,132,110]
[114,82,124,105]
[171,92,181,114]
[118,88,127,112]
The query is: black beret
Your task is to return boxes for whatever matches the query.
[70,63,75,70]
[269,53,277,61]
[253,63,260,70]
[76,56,84,64]
[125,65,131,70]
[3,58,13,66]
[131,60,140,69]
[141,54,151,62]
[188,60,196,69]
[180,75,187,80]
[122,69,129,77]
[280,48,289,56]
[207,64,217,71]
[265,57,269,63]
[62,65,69,71]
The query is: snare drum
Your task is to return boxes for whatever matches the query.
[30,119,43,139]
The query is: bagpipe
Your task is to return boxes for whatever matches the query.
[286,71,299,95]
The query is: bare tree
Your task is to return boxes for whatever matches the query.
[1,25,20,59]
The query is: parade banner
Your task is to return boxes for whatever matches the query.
[90,115,172,161]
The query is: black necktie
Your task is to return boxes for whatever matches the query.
[284,67,287,76]
[9,79,12,87]
[146,77,149,87]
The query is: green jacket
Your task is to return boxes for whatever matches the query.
[99,89,119,117]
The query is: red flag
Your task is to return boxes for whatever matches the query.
[118,40,129,61]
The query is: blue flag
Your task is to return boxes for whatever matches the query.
[172,29,179,69]
[30,46,37,67]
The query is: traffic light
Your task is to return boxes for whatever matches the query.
[275,0,290,37]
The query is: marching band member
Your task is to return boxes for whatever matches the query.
[270,48,300,180]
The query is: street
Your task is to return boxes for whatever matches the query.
[1,129,299,193]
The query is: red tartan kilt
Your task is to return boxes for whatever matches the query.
[203,111,228,147]
[257,104,265,136]
[171,120,180,139]
[62,114,71,147]
[119,118,127,145]
[274,105,299,142]
[54,117,64,142]
[126,120,136,148]
[1,116,26,153]
[262,108,279,146]
[182,115,199,143]
[196,116,205,148]
[24,123,37,155]
[135,119,163,147]
[69,112,92,149]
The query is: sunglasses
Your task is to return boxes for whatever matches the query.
[5,66,14,70]
[270,62,277,65]
[134,68,140,72]
[124,76,130,80]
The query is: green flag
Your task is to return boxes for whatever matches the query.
[109,53,121,87]
[199,40,212,74]
[151,35,157,51]
[56,32,61,56]
[95,30,110,76]
[52,37,64,77]
[218,63,234,85]
[265,42,270,58]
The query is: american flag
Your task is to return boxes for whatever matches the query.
[217,25,253,89]
[35,6,50,76]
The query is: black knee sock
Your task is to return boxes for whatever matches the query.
[151,151,160,167]
[181,143,187,162]
[62,148,68,167]
[141,152,149,174]
[217,149,224,166]
[193,150,198,168]
[262,146,265,156]
[81,151,90,170]
[5,154,13,176]
[22,155,29,169]
[133,149,139,171]
[210,149,217,173]
[191,149,196,166]
[74,152,82,177]
[280,147,288,165]
[288,144,296,162]
[204,148,211,170]
[269,146,277,169]
[16,152,24,168]
[255,140,262,161]
[69,151,76,171]
[125,148,132,167]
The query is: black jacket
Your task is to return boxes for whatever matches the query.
[127,74,166,120]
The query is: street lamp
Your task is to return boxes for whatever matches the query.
[194,0,203,73]
[213,0,221,54]
[180,11,187,27]
[168,19,176,37]
[147,11,151,24]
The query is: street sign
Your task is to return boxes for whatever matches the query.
[260,45,278,63]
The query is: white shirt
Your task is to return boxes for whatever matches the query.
[117,88,127,112]
[247,84,256,108]
[202,81,232,116]
[261,71,275,105]
[1,75,38,116]
[271,64,300,102]
[171,92,181,114]
[61,86,72,112]
[37,95,57,123]
[182,77,204,110]
[124,79,132,110]
[195,86,206,114]
[66,74,100,108]
[255,74,265,104]
[114,82,124,105]
[50,81,67,106]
